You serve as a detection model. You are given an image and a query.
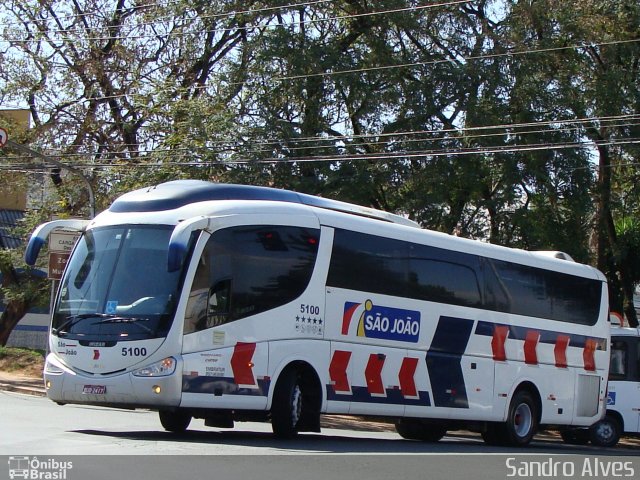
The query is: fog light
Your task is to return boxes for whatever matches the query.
[152,385,161,394]
[45,380,52,390]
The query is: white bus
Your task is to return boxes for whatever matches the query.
[561,323,640,447]
[25,180,610,446]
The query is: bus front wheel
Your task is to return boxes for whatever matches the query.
[589,414,621,448]
[271,367,305,439]
[159,410,192,433]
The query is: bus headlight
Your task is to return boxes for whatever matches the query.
[132,357,177,377]
[44,359,65,375]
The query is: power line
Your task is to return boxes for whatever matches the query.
[86,0,340,29]
[13,36,640,109]
[2,112,637,157]
[0,0,343,32]
[105,113,640,152]
[2,136,639,170]
[0,1,472,43]
[275,37,640,81]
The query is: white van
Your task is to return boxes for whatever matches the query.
[561,322,640,447]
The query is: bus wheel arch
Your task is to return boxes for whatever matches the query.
[270,361,322,438]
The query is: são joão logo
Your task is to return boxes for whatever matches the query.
[341,300,421,343]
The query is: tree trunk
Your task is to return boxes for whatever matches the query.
[595,143,639,327]
[0,299,27,346]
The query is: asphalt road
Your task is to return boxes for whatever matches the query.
[1,390,638,480]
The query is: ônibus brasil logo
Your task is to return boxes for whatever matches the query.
[341,300,421,343]
[8,456,73,480]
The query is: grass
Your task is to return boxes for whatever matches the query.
[0,346,45,376]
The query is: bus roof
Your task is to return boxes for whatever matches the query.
[109,180,420,228]
[93,180,604,280]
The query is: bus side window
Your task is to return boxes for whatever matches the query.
[482,258,510,312]
[635,338,640,382]
[184,253,210,334]
[609,340,628,381]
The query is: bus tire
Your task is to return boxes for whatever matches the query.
[395,419,447,442]
[589,414,621,448]
[503,389,538,446]
[159,410,191,433]
[560,428,590,445]
[483,390,539,447]
[271,367,306,439]
[481,425,507,446]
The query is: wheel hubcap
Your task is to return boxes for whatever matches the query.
[514,403,532,438]
[596,422,613,441]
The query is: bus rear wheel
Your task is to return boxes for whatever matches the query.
[504,390,538,446]
[159,410,192,433]
[482,390,538,447]
[560,428,590,445]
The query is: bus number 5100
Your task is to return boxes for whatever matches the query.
[122,347,147,356]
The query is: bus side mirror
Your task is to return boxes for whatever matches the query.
[24,219,89,266]
[168,216,212,272]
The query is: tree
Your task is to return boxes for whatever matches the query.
[504,0,640,325]
[0,213,50,346]
[2,0,640,336]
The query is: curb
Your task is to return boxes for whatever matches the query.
[0,381,47,397]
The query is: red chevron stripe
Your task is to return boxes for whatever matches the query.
[230,342,256,386]
[524,330,540,365]
[583,339,597,371]
[365,354,386,396]
[329,350,352,393]
[399,357,419,398]
[491,325,509,361]
[554,335,570,368]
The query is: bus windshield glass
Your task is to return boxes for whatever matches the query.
[52,225,182,341]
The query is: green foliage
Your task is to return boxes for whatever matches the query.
[615,218,640,285]
[0,346,45,373]
[0,247,49,311]
[1,0,640,322]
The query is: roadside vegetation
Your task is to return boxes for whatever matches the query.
[0,346,44,377]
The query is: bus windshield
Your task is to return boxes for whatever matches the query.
[52,225,182,341]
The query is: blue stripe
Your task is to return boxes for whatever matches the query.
[182,375,270,396]
[12,325,48,332]
[326,386,431,406]
[426,316,474,409]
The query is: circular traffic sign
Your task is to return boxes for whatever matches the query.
[0,127,8,147]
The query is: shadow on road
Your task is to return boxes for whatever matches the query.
[70,428,637,456]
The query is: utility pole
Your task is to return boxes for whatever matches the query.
[0,127,95,218]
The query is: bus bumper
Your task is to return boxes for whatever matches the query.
[43,353,182,408]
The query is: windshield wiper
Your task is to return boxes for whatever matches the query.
[94,316,153,333]
[54,313,112,335]
[55,314,153,336]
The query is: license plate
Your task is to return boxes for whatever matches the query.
[83,385,107,394]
